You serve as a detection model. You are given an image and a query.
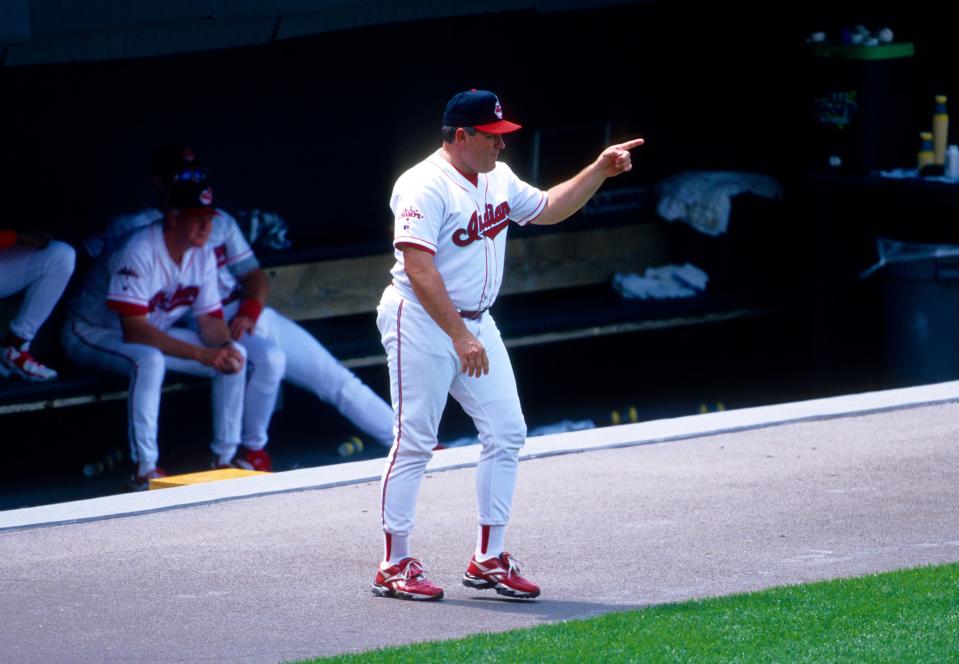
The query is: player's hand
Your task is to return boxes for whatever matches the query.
[229,315,255,340]
[205,344,246,374]
[453,334,489,378]
[594,138,645,178]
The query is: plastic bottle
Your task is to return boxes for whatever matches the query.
[947,145,959,178]
[918,131,935,171]
[933,95,949,165]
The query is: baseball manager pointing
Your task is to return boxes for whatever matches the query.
[373,89,643,601]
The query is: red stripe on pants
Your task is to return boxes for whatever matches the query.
[380,300,404,528]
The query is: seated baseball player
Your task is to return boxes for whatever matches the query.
[0,228,76,381]
[85,144,395,465]
[61,177,250,490]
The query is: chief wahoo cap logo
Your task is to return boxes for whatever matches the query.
[494,98,503,119]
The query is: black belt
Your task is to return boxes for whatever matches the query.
[459,309,487,320]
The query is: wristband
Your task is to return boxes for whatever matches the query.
[237,298,263,324]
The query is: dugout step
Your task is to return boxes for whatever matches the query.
[149,468,268,490]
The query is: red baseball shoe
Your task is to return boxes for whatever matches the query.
[210,447,272,472]
[129,467,167,492]
[372,557,444,601]
[0,344,58,382]
[241,447,272,472]
[462,551,541,598]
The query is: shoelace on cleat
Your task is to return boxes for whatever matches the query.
[386,559,427,585]
[482,553,523,580]
[504,555,522,578]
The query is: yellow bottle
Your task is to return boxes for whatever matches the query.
[933,95,949,165]
[918,131,935,171]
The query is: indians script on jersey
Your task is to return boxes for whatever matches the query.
[452,202,511,246]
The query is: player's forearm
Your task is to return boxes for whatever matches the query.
[120,320,206,362]
[196,314,233,348]
[534,163,607,226]
[239,268,269,305]
[407,265,473,344]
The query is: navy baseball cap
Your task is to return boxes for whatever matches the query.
[165,177,214,216]
[443,89,522,134]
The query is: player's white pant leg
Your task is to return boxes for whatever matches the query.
[191,302,282,452]
[0,241,75,341]
[376,290,458,536]
[162,327,246,460]
[62,319,166,471]
[262,307,394,447]
[237,331,286,451]
[449,314,527,527]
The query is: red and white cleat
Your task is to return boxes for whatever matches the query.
[241,447,272,472]
[462,551,541,598]
[372,557,444,601]
[0,345,58,382]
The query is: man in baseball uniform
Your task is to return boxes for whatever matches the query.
[373,89,643,600]
[0,229,75,381]
[62,177,248,490]
[85,145,395,468]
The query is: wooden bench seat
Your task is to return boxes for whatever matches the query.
[1,219,765,414]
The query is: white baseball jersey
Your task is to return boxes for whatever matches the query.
[377,150,547,540]
[88,207,394,448]
[69,223,222,331]
[389,150,547,313]
[63,222,244,475]
[89,208,259,304]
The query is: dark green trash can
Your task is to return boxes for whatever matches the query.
[867,239,959,385]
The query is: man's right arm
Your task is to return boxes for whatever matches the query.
[402,245,489,377]
[119,315,242,373]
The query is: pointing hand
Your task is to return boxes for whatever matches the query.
[595,138,645,178]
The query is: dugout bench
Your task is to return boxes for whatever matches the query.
[0,191,772,416]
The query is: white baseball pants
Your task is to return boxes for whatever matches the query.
[62,319,246,474]
[221,302,286,453]
[0,241,75,342]
[376,286,527,537]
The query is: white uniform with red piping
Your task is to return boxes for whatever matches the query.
[377,149,547,536]
[0,236,75,345]
[62,223,247,472]
[89,209,394,449]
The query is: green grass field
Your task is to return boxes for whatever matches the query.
[299,562,959,663]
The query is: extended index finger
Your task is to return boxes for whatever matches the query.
[617,138,645,151]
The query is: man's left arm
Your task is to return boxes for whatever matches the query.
[229,268,269,340]
[196,313,246,373]
[532,138,645,226]
[197,312,234,347]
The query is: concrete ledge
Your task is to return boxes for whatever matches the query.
[3,380,959,533]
